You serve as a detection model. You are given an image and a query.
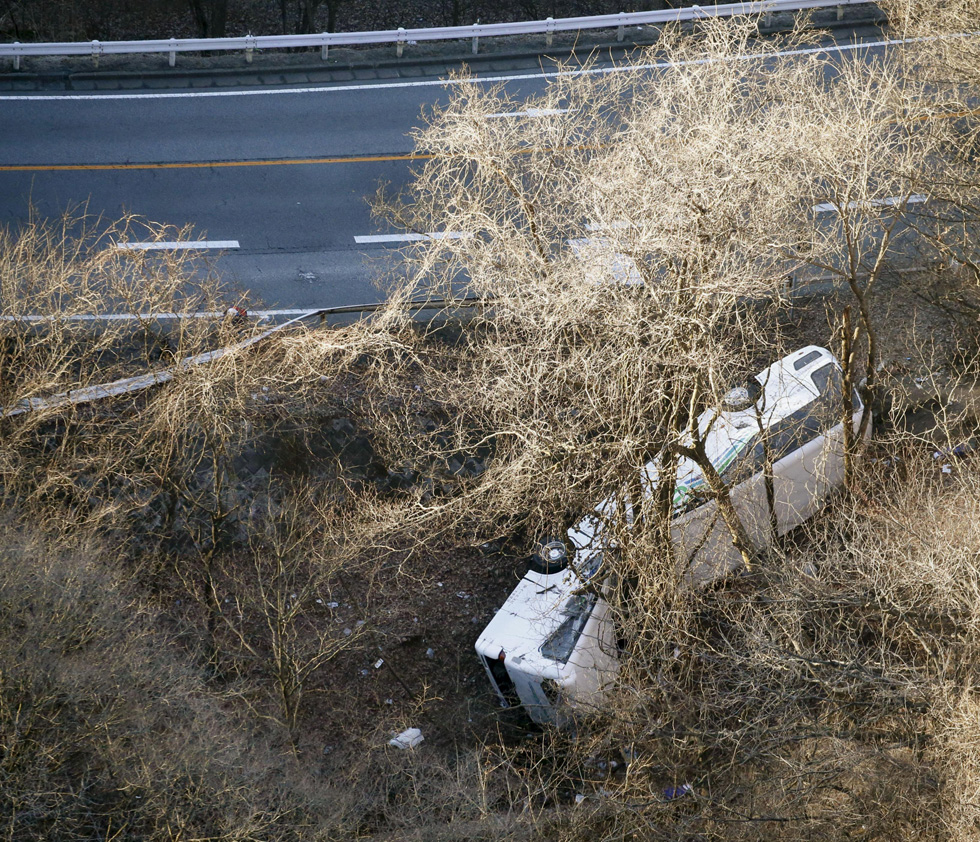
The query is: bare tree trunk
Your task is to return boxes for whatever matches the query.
[187,0,228,39]
[845,256,883,447]
[676,439,756,573]
[188,0,207,37]
[326,0,343,33]
[449,0,466,26]
[2,0,24,40]
[840,305,857,488]
[749,399,779,542]
[298,0,325,34]
[652,450,677,565]
[211,0,227,38]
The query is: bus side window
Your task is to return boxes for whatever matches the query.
[719,433,760,487]
[810,363,844,429]
[753,402,823,470]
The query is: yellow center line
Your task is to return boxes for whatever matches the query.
[0,142,601,173]
[0,152,435,172]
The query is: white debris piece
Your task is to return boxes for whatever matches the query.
[389,728,424,749]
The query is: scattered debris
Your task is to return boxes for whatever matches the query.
[663,784,694,801]
[224,305,248,326]
[935,439,977,459]
[389,728,424,749]
[872,456,900,468]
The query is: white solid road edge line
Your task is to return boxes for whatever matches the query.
[812,194,928,213]
[486,107,573,118]
[354,231,472,244]
[116,240,240,250]
[0,308,313,322]
[0,34,953,102]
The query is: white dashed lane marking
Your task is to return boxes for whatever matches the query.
[354,231,471,244]
[116,240,240,250]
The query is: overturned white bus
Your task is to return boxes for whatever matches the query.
[475,346,866,725]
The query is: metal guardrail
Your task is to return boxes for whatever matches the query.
[0,309,313,418]
[0,297,485,418]
[0,1,873,69]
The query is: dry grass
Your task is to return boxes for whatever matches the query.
[0,526,301,841]
[5,11,980,841]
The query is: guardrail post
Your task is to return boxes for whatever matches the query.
[546,17,554,47]
[837,5,844,20]
[782,274,794,298]
[472,23,481,55]
[397,27,406,58]
[168,37,177,67]
[763,11,772,27]
[321,33,329,60]
[245,33,255,63]
[91,39,101,68]
[616,13,625,42]
[12,42,20,71]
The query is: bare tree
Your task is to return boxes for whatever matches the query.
[293,0,347,33]
[0,210,329,668]
[364,22,848,588]
[0,525,308,842]
[213,483,364,746]
[333,17,980,839]
[7,14,980,841]
[0,211,247,518]
[872,1,980,371]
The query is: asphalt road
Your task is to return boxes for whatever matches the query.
[0,25,895,313]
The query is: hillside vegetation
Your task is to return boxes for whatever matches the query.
[3,8,980,841]
[2,0,702,41]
